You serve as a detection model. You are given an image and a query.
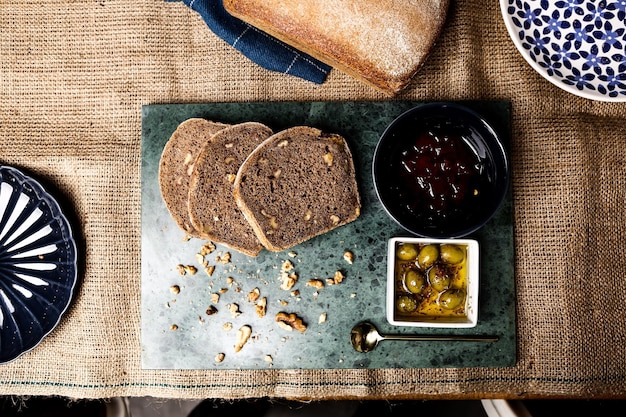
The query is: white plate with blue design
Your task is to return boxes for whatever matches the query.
[500,0,626,101]
[0,166,78,363]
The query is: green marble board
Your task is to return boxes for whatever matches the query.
[141,101,516,370]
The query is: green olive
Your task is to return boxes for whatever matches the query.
[428,265,451,292]
[438,289,466,310]
[396,294,418,313]
[440,244,465,265]
[396,243,418,261]
[417,244,439,269]
[403,269,426,294]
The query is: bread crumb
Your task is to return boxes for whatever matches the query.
[184,265,197,275]
[170,324,178,331]
[343,251,354,264]
[222,322,233,332]
[288,251,297,258]
[206,305,218,315]
[170,285,180,294]
[215,353,225,363]
[211,293,220,304]
[281,260,294,271]
[176,264,186,275]
[319,313,327,324]
[255,297,267,318]
[306,279,324,290]
[204,265,216,276]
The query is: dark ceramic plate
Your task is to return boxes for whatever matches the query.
[0,166,77,363]
[372,102,510,239]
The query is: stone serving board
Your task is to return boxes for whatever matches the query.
[141,101,516,370]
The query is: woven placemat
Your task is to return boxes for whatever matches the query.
[0,0,625,399]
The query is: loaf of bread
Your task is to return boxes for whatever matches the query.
[188,122,273,256]
[158,118,229,238]
[223,0,449,95]
[233,126,361,252]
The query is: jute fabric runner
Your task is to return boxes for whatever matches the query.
[1,0,625,400]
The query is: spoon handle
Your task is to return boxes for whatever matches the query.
[382,334,499,343]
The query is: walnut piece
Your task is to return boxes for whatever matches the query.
[227,303,241,318]
[199,242,216,256]
[234,325,252,352]
[248,288,260,302]
[275,312,307,333]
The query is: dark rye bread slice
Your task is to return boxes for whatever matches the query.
[233,126,361,252]
[188,122,273,256]
[159,118,229,238]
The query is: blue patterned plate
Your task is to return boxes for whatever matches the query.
[500,0,626,101]
[0,166,78,363]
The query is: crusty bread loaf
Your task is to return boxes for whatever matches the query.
[233,126,361,252]
[223,0,449,95]
[188,122,273,256]
[159,118,229,238]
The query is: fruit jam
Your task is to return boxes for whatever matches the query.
[391,127,490,230]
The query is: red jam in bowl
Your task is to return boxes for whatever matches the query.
[395,129,486,220]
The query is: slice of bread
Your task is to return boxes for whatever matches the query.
[188,122,273,256]
[233,126,361,252]
[223,0,449,95]
[159,118,229,238]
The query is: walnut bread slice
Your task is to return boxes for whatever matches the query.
[158,118,229,238]
[233,126,361,252]
[188,122,273,256]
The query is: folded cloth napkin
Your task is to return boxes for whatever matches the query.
[172,0,331,84]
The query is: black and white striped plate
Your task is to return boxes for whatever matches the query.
[0,166,77,363]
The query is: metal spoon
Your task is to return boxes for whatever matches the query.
[350,321,499,352]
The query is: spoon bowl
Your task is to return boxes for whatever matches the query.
[350,321,498,353]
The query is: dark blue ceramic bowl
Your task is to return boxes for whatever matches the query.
[372,102,509,238]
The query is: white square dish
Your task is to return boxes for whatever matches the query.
[386,237,479,328]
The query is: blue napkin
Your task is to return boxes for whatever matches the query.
[173,0,331,84]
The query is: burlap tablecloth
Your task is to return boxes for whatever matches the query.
[1,0,625,400]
